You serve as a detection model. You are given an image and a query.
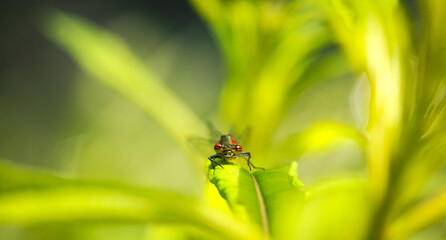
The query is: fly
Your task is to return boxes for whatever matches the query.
[208,134,264,171]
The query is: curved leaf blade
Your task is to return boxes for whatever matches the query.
[0,160,264,240]
[208,161,305,239]
[253,162,305,240]
[385,188,446,240]
[209,164,264,227]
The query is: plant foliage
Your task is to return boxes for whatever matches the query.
[1,0,445,239]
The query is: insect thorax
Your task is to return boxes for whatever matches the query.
[220,135,236,145]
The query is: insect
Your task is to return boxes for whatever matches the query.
[208,134,264,171]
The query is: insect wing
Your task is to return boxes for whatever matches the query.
[205,121,223,140]
[187,136,216,157]
[228,128,251,146]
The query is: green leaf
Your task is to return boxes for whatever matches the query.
[0,160,63,190]
[0,160,263,240]
[41,10,208,154]
[190,0,332,162]
[272,121,366,163]
[391,134,446,216]
[385,188,446,240]
[208,161,305,240]
[294,177,369,240]
[209,164,264,226]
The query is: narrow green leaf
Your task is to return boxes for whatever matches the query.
[272,121,366,163]
[189,0,223,26]
[208,161,305,240]
[0,160,263,240]
[0,160,63,190]
[392,134,446,215]
[41,10,207,153]
[385,188,446,240]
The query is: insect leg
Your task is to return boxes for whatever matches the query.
[249,161,265,170]
[240,152,265,171]
[239,152,252,171]
[208,155,224,169]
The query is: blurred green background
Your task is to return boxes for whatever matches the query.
[0,0,219,194]
[1,1,222,238]
[1,0,445,239]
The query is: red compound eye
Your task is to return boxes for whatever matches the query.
[214,143,222,151]
[235,145,243,152]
